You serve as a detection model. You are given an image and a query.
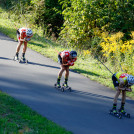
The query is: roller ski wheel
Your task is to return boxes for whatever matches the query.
[118,110,130,118]
[109,110,122,119]
[62,83,72,92]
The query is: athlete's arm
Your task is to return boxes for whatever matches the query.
[19,33,32,42]
[61,54,69,66]
[19,32,26,42]
[118,78,126,90]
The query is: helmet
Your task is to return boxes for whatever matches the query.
[26,28,33,36]
[127,75,134,86]
[70,51,77,58]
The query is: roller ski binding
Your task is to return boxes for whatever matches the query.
[109,109,122,119]
[62,83,72,92]
[19,57,28,64]
[54,83,64,91]
[118,109,130,118]
[13,55,19,61]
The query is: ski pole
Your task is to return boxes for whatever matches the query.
[116,58,124,72]
[95,56,113,75]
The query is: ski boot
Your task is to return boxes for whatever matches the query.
[118,108,130,118]
[54,82,63,91]
[19,56,28,63]
[109,108,122,119]
[13,53,19,61]
[62,83,71,92]
[13,55,19,61]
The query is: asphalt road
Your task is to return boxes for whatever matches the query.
[0,32,134,134]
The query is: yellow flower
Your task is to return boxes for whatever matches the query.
[131,31,134,39]
[130,40,134,44]
[120,44,126,53]
[83,50,90,56]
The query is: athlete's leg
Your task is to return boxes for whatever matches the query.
[20,41,28,61]
[16,41,23,53]
[64,66,69,86]
[122,90,126,104]
[112,74,120,111]
[119,90,126,112]
[56,65,66,86]
[112,87,121,111]
[14,41,23,60]
[58,64,66,77]
[113,87,121,104]
[23,41,28,53]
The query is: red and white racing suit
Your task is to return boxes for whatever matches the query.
[58,50,77,66]
[17,27,27,41]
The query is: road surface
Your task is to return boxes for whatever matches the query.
[0,32,134,134]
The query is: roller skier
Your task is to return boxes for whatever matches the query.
[14,27,33,63]
[111,72,134,118]
[55,50,77,91]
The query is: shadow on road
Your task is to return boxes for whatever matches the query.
[73,68,100,77]
[72,90,113,100]
[0,56,13,60]
[28,61,60,69]
[72,89,134,105]
[0,56,60,69]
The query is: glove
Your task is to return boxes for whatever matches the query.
[24,37,31,42]
[68,61,74,66]
[70,62,74,66]
[125,87,132,92]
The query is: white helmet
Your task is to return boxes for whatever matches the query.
[127,75,134,86]
[26,28,33,36]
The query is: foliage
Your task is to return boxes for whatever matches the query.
[1,0,134,45]
[0,0,64,39]
[30,0,63,38]
[0,0,12,9]
[59,0,134,49]
[100,31,134,75]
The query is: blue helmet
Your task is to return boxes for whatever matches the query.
[127,75,134,86]
[70,51,77,58]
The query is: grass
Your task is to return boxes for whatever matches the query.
[0,10,134,133]
[0,91,72,134]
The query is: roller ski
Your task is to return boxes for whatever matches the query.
[118,109,130,118]
[109,109,122,119]
[54,83,64,92]
[62,83,72,92]
[19,57,28,64]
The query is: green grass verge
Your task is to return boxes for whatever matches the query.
[0,91,72,134]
